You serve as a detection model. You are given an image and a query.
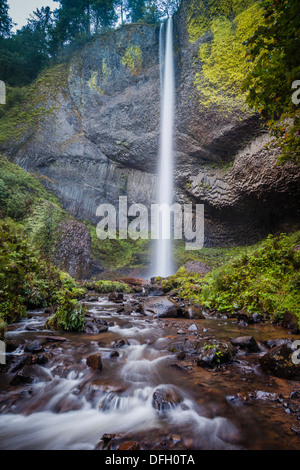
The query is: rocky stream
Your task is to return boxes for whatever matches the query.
[0,285,299,451]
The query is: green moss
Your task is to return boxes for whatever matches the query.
[187,0,257,43]
[102,58,112,85]
[0,64,68,146]
[121,45,142,76]
[187,0,265,115]
[83,279,132,293]
[87,222,152,272]
[194,3,264,114]
[88,71,104,95]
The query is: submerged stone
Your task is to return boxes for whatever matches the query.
[86,354,102,371]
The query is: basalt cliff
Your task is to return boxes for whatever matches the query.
[2,0,300,252]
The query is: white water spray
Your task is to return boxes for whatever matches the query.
[154,17,175,278]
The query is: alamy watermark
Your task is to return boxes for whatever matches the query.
[292,80,300,105]
[0,81,6,105]
[291,340,300,365]
[96,197,204,250]
[0,340,5,365]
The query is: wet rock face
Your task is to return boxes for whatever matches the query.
[51,218,94,280]
[4,0,300,246]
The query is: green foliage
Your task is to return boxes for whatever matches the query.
[0,219,59,323]
[164,233,300,324]
[0,0,13,38]
[46,291,87,332]
[0,155,58,220]
[0,218,87,333]
[88,222,151,272]
[26,201,65,257]
[242,0,300,164]
[83,279,132,293]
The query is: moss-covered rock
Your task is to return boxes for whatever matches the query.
[45,292,87,333]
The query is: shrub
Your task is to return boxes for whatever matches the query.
[46,291,87,333]
[83,279,132,293]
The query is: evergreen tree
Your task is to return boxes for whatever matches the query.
[127,0,145,22]
[0,0,13,38]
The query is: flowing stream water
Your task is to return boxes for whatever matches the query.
[0,294,299,450]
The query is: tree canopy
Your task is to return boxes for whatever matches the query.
[0,0,181,87]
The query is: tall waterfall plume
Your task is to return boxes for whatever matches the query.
[153,17,175,278]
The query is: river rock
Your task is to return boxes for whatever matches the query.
[142,296,183,318]
[236,309,255,324]
[84,321,100,335]
[118,441,141,450]
[86,354,103,371]
[113,339,127,348]
[9,355,32,373]
[108,292,124,303]
[122,301,144,315]
[184,306,205,319]
[24,341,43,353]
[184,261,212,275]
[259,343,300,380]
[282,311,300,334]
[10,373,34,386]
[230,336,259,352]
[197,342,234,369]
[152,386,183,413]
[188,324,198,332]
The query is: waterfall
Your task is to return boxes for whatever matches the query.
[153,17,175,278]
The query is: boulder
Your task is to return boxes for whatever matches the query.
[197,342,234,369]
[259,343,300,380]
[230,336,259,352]
[184,261,212,275]
[152,386,183,413]
[10,373,33,386]
[142,296,182,318]
[24,341,43,353]
[86,354,102,371]
[282,311,300,334]
[184,306,205,319]
[108,292,124,303]
[236,310,254,324]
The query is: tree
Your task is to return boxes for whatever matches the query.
[143,0,163,24]
[92,0,117,32]
[243,0,300,164]
[0,0,13,38]
[127,0,146,22]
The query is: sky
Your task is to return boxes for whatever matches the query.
[8,0,58,31]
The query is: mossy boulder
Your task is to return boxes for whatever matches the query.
[259,343,300,380]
